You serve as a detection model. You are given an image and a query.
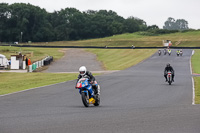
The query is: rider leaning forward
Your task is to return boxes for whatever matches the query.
[76,66,100,95]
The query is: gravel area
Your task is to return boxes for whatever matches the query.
[43,49,104,73]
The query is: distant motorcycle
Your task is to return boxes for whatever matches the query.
[76,78,100,107]
[158,50,161,56]
[163,50,167,55]
[180,51,183,56]
[177,52,180,56]
[167,72,172,85]
[168,50,171,56]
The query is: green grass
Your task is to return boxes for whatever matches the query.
[194,77,200,104]
[0,46,65,62]
[1,30,199,96]
[192,50,200,104]
[0,73,78,95]
[0,48,156,95]
[191,50,200,74]
[16,30,200,47]
[87,49,156,70]
[0,46,72,95]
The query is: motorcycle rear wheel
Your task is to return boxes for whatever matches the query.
[168,77,171,85]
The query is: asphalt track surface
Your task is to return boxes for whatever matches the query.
[1,49,200,133]
[44,49,104,73]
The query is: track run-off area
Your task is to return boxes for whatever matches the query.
[0,49,200,133]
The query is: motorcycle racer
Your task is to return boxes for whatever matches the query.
[168,49,171,55]
[176,50,180,56]
[158,50,161,56]
[180,49,183,56]
[164,63,175,82]
[76,66,100,95]
[163,48,167,55]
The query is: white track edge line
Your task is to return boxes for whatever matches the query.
[192,77,195,105]
[190,50,195,105]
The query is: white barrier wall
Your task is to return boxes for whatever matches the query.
[0,57,8,68]
[11,56,19,69]
[28,65,32,72]
[36,61,38,68]
[28,56,52,72]
[39,61,42,67]
[23,61,26,69]
[41,61,43,67]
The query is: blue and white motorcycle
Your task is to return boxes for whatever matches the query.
[76,78,100,107]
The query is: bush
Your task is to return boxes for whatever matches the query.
[180,29,197,33]
[138,29,179,36]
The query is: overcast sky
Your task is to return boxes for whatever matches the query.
[1,0,200,29]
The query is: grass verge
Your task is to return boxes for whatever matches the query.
[192,50,200,104]
[16,30,200,47]
[194,77,200,104]
[0,48,156,95]
[191,50,200,74]
[0,73,78,95]
[86,49,157,70]
[0,46,65,62]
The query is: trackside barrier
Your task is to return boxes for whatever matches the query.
[39,61,42,67]
[36,61,38,69]
[32,63,36,71]
[44,56,53,66]
[41,60,43,66]
[28,56,53,72]
[28,65,32,72]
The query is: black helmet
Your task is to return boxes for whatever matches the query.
[166,63,170,67]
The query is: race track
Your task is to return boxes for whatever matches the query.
[1,49,200,133]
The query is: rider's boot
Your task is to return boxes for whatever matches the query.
[164,75,168,82]
[93,85,100,96]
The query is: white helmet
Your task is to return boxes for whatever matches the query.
[79,66,87,76]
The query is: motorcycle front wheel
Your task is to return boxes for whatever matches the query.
[81,92,89,107]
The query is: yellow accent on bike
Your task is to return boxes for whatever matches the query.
[89,98,95,104]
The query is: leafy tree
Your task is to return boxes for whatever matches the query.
[53,8,85,40]
[163,17,189,30]
[0,3,11,42]
[0,3,54,42]
[123,17,146,33]
[0,3,148,42]
[83,10,125,38]
[176,19,189,30]
[147,25,159,30]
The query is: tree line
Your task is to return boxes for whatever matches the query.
[0,3,148,42]
[163,17,189,30]
[0,3,190,43]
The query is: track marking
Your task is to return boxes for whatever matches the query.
[190,50,195,105]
